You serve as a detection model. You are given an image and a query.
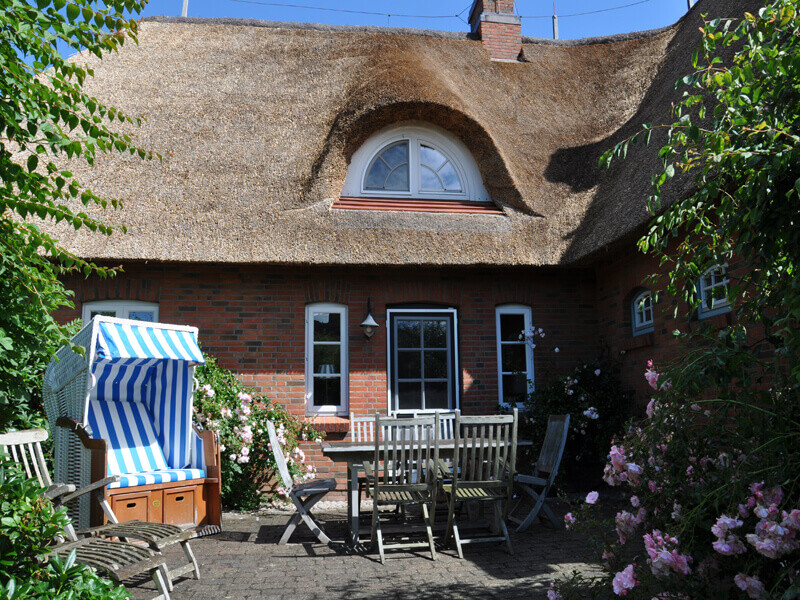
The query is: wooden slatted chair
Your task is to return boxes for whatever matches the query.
[0,428,201,592]
[0,429,173,600]
[441,409,518,558]
[509,414,570,532]
[364,413,440,564]
[266,420,336,545]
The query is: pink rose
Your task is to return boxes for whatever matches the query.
[612,564,638,596]
[734,574,766,599]
[585,491,599,505]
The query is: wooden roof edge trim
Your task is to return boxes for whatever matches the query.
[333,197,505,215]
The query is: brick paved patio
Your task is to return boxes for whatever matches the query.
[128,502,600,600]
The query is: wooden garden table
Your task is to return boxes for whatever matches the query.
[322,438,532,546]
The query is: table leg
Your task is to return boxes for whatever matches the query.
[348,463,360,546]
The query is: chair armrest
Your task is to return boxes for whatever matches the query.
[437,459,453,478]
[56,417,107,452]
[57,476,121,505]
[362,461,374,479]
[44,483,76,500]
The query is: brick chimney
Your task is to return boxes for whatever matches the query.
[468,0,522,62]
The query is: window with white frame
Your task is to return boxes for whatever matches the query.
[631,290,654,336]
[82,300,159,324]
[495,305,534,408]
[305,304,348,415]
[697,265,730,317]
[341,122,492,203]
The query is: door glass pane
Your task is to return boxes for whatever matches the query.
[424,351,448,379]
[501,345,526,373]
[500,313,526,341]
[314,377,341,406]
[397,320,421,348]
[128,311,154,321]
[397,382,422,411]
[397,350,421,379]
[425,382,449,409]
[423,320,447,348]
[313,345,341,374]
[314,312,340,342]
[503,374,527,405]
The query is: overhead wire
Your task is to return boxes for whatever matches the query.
[520,0,657,19]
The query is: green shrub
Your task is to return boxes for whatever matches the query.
[520,358,629,487]
[193,355,324,510]
[0,458,128,599]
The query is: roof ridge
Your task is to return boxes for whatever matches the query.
[140,16,473,40]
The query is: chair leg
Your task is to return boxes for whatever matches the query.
[375,517,385,564]
[180,540,201,580]
[515,487,546,533]
[540,499,561,528]
[151,567,172,600]
[159,564,174,592]
[290,492,331,545]
[422,503,436,562]
[451,521,464,560]
[278,513,302,545]
[444,497,455,546]
[496,505,513,555]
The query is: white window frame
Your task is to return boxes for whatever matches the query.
[386,307,460,415]
[631,290,654,336]
[495,305,535,409]
[82,300,159,324]
[697,265,731,318]
[341,122,492,203]
[305,303,348,416]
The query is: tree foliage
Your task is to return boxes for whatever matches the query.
[0,0,151,428]
[602,0,800,379]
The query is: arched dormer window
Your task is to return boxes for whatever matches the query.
[337,122,498,213]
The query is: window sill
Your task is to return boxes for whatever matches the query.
[303,415,350,434]
[333,197,504,215]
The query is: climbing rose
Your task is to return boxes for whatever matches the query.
[646,399,657,418]
[564,513,576,529]
[612,564,638,595]
[585,491,599,505]
[220,407,232,418]
[734,574,766,599]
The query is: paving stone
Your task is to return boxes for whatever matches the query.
[127,504,599,600]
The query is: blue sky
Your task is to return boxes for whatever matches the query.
[139,0,691,40]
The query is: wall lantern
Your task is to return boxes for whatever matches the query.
[360,298,379,339]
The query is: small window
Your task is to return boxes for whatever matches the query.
[631,290,654,336]
[495,305,534,408]
[697,266,730,318]
[82,300,159,324]
[305,304,348,415]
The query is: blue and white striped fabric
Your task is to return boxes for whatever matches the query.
[87,399,169,475]
[85,319,207,487]
[95,321,204,364]
[109,468,206,489]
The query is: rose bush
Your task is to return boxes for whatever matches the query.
[520,346,629,486]
[192,355,323,510]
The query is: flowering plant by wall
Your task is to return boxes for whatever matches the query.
[550,355,800,600]
[519,350,629,485]
[192,354,323,510]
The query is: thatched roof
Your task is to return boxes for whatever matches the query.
[45,0,756,266]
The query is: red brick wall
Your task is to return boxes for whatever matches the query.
[594,242,744,409]
[56,263,599,488]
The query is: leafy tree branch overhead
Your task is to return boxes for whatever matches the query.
[0,0,152,428]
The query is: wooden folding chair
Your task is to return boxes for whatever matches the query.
[441,409,518,558]
[0,429,174,600]
[364,413,440,564]
[509,414,570,532]
[266,420,336,545]
[0,428,204,591]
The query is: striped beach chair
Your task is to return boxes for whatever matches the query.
[44,316,222,531]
